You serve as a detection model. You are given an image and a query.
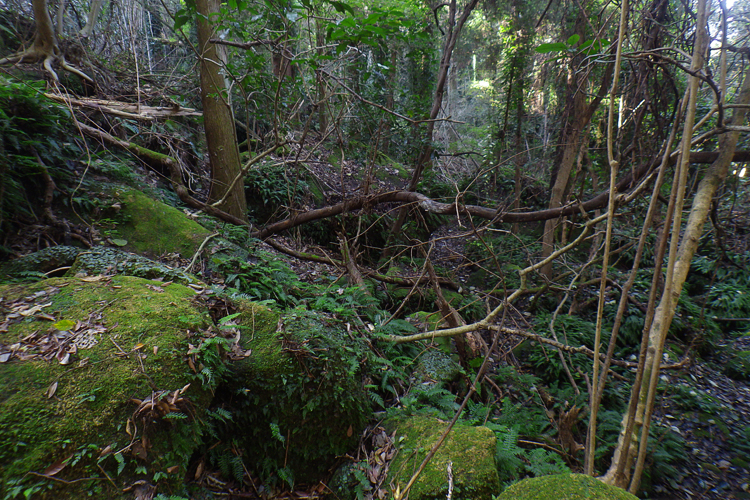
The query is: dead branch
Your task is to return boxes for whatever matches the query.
[253,150,750,239]
[45,93,202,120]
[77,122,247,226]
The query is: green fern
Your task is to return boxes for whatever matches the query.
[525,448,570,476]
[392,385,459,418]
[464,398,492,425]
[494,425,523,482]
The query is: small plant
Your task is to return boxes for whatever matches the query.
[214,251,304,309]
[245,162,309,219]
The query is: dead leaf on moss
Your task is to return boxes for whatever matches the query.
[80,275,106,282]
[98,445,113,458]
[42,453,73,476]
[46,381,58,398]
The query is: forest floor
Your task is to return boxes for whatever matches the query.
[4,131,749,500]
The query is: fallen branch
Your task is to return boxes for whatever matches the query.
[264,238,459,289]
[77,122,247,226]
[45,93,202,120]
[253,150,750,239]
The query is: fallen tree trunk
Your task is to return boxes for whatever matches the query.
[252,149,749,239]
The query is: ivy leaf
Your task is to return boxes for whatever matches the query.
[535,42,567,53]
[173,8,192,31]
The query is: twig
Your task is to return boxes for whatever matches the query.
[185,232,220,272]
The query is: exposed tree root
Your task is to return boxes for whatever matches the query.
[0,43,93,84]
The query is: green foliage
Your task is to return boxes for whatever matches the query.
[464,232,536,291]
[488,423,569,483]
[389,385,460,419]
[218,310,371,485]
[214,251,303,308]
[493,425,524,482]
[245,162,309,220]
[535,35,608,57]
[326,6,422,53]
[0,78,78,239]
[529,314,597,384]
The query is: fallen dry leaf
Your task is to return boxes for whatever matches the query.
[81,275,105,282]
[46,381,58,399]
[57,351,71,365]
[42,454,73,476]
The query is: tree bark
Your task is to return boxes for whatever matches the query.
[195,0,248,222]
[540,9,613,277]
[603,19,750,491]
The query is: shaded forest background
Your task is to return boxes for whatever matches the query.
[0,0,749,497]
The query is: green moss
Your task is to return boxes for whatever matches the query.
[496,474,639,500]
[108,187,212,257]
[386,416,500,500]
[222,305,370,484]
[0,276,213,498]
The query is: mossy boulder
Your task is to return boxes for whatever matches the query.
[107,187,212,258]
[0,245,83,278]
[0,245,199,285]
[0,276,214,498]
[68,247,199,284]
[385,416,500,500]
[219,303,371,484]
[413,348,462,386]
[496,473,639,500]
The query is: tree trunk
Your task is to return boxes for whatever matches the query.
[80,0,107,37]
[195,0,248,222]
[540,9,612,277]
[382,0,478,260]
[603,12,750,489]
[0,0,92,82]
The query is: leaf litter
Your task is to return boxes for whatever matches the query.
[0,284,109,365]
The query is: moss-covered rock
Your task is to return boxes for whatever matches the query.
[0,276,214,498]
[0,245,83,279]
[108,187,212,258]
[0,245,200,285]
[68,247,199,284]
[496,473,639,500]
[219,303,371,485]
[385,416,500,500]
[413,348,462,386]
